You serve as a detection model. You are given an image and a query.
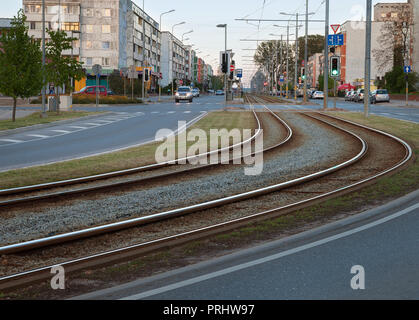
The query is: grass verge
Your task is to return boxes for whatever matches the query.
[0,111,257,189]
[2,112,417,300]
[0,111,101,132]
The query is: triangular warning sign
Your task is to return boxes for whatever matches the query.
[331,24,341,34]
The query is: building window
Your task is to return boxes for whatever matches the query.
[86,25,94,33]
[61,23,80,31]
[102,25,111,33]
[85,41,93,49]
[391,12,398,18]
[103,9,111,17]
[84,8,94,17]
[86,57,93,66]
[102,58,110,66]
[30,22,36,30]
[46,6,58,14]
[102,41,110,49]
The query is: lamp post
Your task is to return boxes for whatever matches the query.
[70,30,81,110]
[182,30,193,43]
[159,9,175,101]
[280,11,315,101]
[171,22,186,97]
[41,0,46,118]
[217,24,227,103]
[142,0,145,101]
[270,33,284,97]
[275,24,295,99]
[402,21,409,107]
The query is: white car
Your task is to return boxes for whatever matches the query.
[312,91,324,99]
[192,88,200,97]
[175,86,193,103]
[371,89,390,104]
[215,90,224,95]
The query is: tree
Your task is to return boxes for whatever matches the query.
[373,4,414,73]
[384,66,418,93]
[0,10,43,122]
[318,74,334,92]
[295,34,325,66]
[45,29,84,113]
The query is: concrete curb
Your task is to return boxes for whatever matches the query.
[0,112,113,138]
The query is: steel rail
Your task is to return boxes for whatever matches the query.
[0,108,365,255]
[1,107,412,292]
[0,110,262,197]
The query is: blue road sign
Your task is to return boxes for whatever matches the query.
[404,66,412,73]
[279,76,284,83]
[328,34,344,46]
[236,69,243,78]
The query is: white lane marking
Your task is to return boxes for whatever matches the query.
[151,112,160,114]
[50,130,71,134]
[84,123,102,126]
[0,139,24,143]
[168,111,176,114]
[26,134,49,138]
[184,111,191,114]
[69,126,87,130]
[120,202,419,300]
[92,120,113,124]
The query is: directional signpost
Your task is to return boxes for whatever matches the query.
[92,64,102,111]
[404,66,412,73]
[328,34,344,46]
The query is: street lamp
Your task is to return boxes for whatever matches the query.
[70,30,81,108]
[158,9,175,101]
[41,0,46,118]
[171,22,186,97]
[217,24,227,103]
[182,30,193,43]
[280,11,314,101]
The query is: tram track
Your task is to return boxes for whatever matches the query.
[0,96,412,292]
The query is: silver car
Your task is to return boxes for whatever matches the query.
[312,91,324,99]
[175,86,193,103]
[371,89,390,104]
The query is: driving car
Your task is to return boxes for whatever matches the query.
[175,86,193,103]
[192,88,200,97]
[312,91,324,99]
[74,86,108,96]
[215,90,224,95]
[370,89,390,104]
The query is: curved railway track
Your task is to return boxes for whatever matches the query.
[0,96,413,292]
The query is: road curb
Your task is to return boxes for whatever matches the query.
[0,112,113,137]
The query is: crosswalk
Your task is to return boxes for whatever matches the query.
[0,111,207,147]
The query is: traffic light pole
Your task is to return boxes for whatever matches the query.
[294,13,298,101]
[324,0,329,110]
[364,0,372,117]
[303,0,308,103]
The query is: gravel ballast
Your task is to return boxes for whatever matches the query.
[0,112,357,246]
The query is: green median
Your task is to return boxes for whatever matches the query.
[0,111,257,189]
[0,111,103,132]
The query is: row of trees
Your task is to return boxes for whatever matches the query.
[0,10,84,121]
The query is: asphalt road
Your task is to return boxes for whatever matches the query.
[74,190,419,300]
[251,97,419,123]
[0,95,226,172]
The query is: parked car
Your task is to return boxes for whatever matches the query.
[354,89,365,102]
[74,86,108,96]
[312,91,324,99]
[192,88,200,97]
[216,90,225,95]
[208,89,215,94]
[370,89,390,104]
[175,86,193,103]
[345,90,355,101]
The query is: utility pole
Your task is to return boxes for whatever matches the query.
[324,0,329,110]
[364,0,372,117]
[304,0,309,103]
[286,25,290,99]
[294,13,299,101]
[142,0,145,101]
[41,0,46,118]
[280,35,283,96]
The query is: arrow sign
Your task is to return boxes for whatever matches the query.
[404,66,412,73]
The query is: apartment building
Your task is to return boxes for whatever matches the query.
[374,2,412,21]
[23,0,161,91]
[306,53,322,89]
[0,18,12,35]
[412,0,419,76]
[160,31,187,87]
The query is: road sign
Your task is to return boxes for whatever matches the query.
[279,75,284,83]
[236,69,243,78]
[92,64,102,76]
[328,34,344,46]
[230,64,235,72]
[331,24,341,34]
[404,66,412,73]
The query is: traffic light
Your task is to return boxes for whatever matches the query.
[330,47,335,54]
[144,68,149,82]
[330,56,340,77]
[301,67,306,80]
[221,53,229,73]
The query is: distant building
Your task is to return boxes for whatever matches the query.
[412,0,419,77]
[0,18,12,36]
[160,31,187,87]
[306,53,322,88]
[374,2,411,22]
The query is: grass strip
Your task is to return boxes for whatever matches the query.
[0,111,257,189]
[0,111,102,132]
